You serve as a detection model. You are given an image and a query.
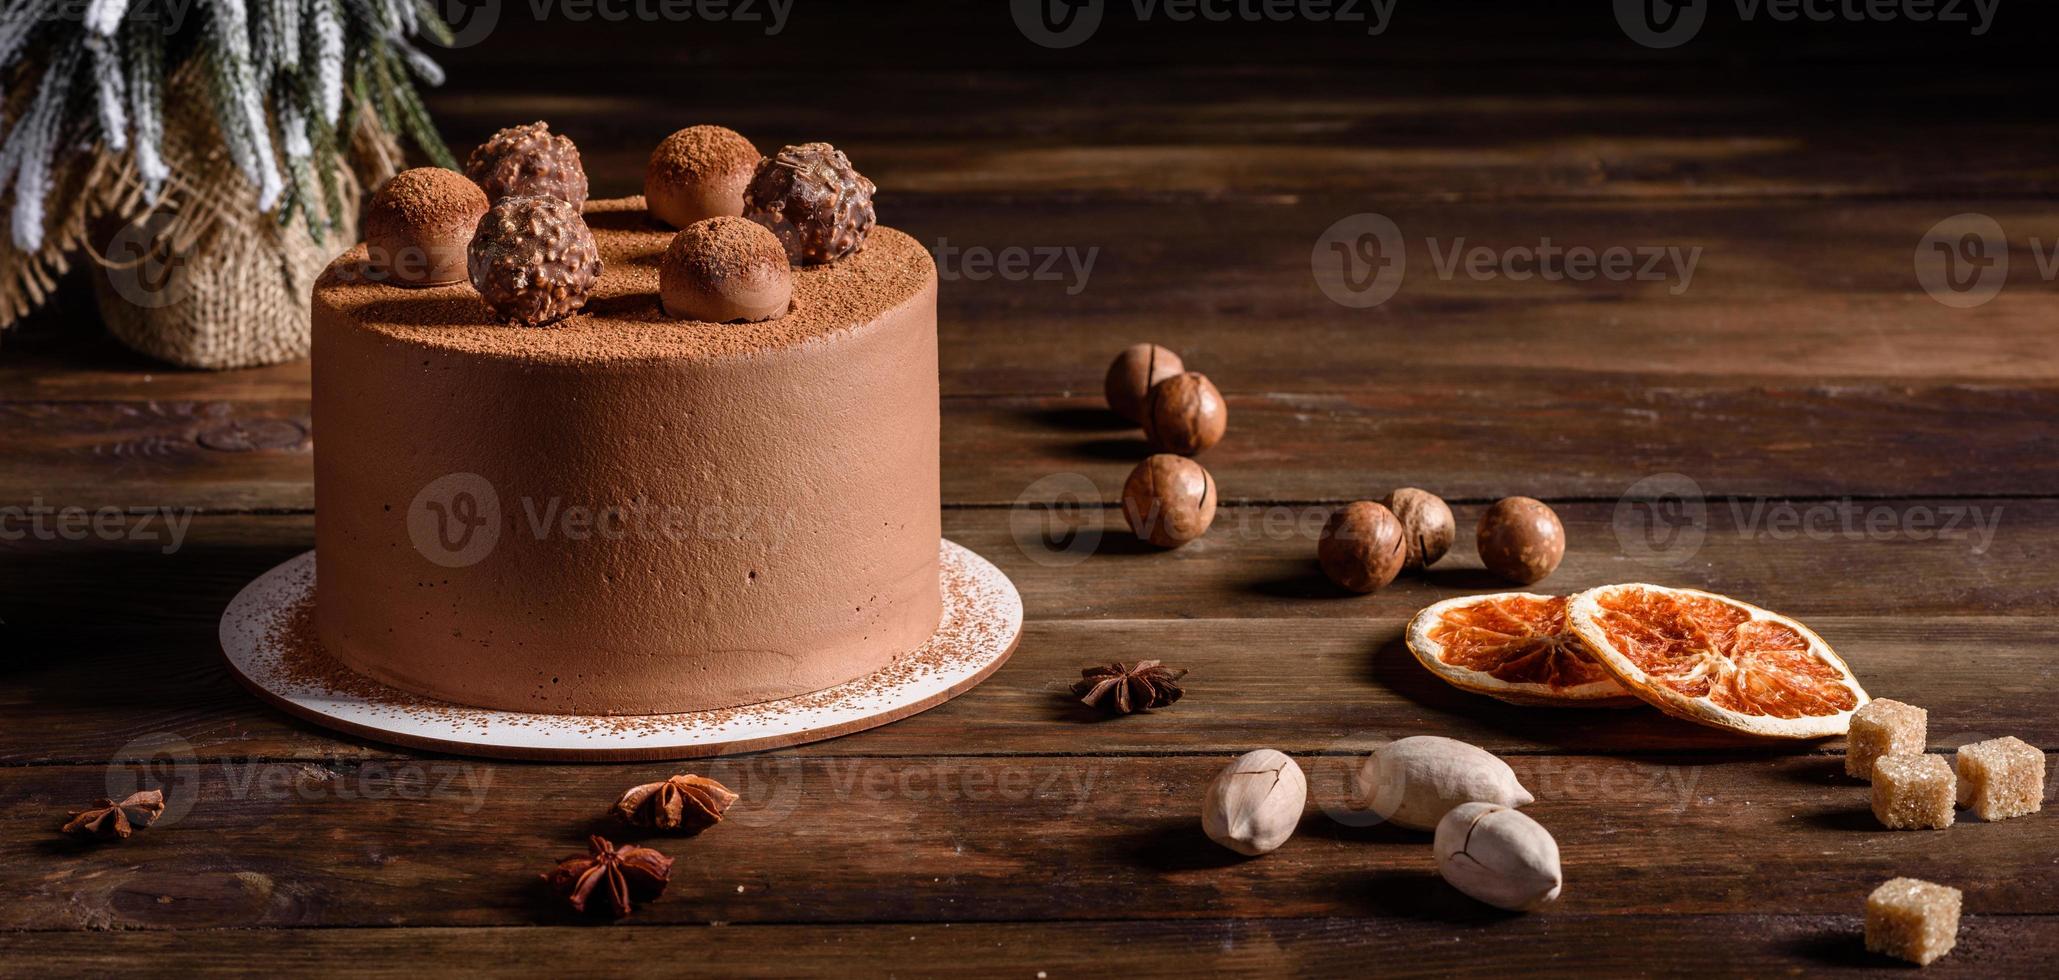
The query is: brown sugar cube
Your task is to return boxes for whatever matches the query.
[1955,735,2045,822]
[1871,755,1955,830]
[1846,698,1927,779]
[1866,877,1961,966]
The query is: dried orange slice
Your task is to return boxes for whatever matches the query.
[1406,593,1639,707]
[1566,583,1868,738]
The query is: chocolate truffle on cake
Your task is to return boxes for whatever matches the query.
[744,142,876,265]
[646,125,761,229]
[467,196,602,327]
[464,121,589,208]
[363,167,489,286]
[661,216,792,322]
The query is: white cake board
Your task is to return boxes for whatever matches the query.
[218,540,1022,761]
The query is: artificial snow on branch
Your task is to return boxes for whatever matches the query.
[0,0,454,250]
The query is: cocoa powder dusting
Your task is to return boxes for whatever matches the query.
[365,168,487,237]
[253,545,1006,741]
[318,198,932,364]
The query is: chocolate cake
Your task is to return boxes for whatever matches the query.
[311,138,941,715]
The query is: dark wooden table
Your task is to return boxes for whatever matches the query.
[3,5,2054,975]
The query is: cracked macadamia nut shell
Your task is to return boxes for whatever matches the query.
[1121,454,1217,548]
[1143,371,1227,455]
[467,195,603,327]
[646,125,762,229]
[1382,487,1455,571]
[1477,496,1566,585]
[660,216,792,323]
[465,121,589,208]
[1104,343,1185,423]
[1318,501,1406,593]
[363,167,489,287]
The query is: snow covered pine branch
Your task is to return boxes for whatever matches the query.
[0,0,457,250]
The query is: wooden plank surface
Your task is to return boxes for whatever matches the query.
[3,754,2052,931]
[4,4,2054,975]
[5,916,2052,977]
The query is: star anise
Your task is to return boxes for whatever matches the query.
[61,789,166,840]
[614,774,739,832]
[542,835,674,917]
[1073,660,1188,714]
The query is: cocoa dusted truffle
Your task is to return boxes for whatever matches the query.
[660,216,792,323]
[646,125,761,229]
[467,196,602,327]
[363,167,489,287]
[744,142,875,265]
[464,121,589,208]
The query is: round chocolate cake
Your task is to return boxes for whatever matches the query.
[310,195,941,715]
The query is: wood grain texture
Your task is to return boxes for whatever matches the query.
[7,386,2058,510]
[3,754,2051,932]
[5,6,2055,972]
[4,499,2051,630]
[2,499,2053,764]
[3,916,2048,977]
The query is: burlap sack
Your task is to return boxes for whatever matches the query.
[86,67,394,370]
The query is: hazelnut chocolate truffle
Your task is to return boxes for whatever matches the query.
[1104,342,1185,423]
[660,216,792,323]
[744,142,876,265]
[464,121,589,208]
[467,195,602,327]
[646,125,761,229]
[363,167,489,287]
